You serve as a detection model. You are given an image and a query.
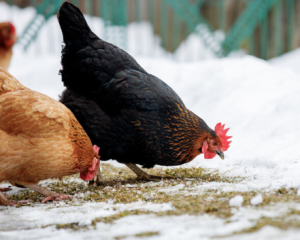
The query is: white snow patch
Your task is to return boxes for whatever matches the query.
[1,203,300,239]
[269,48,300,75]
[0,200,172,231]
[222,226,300,240]
[250,194,263,206]
[229,195,244,207]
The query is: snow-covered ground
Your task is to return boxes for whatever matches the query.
[1,2,300,240]
[8,51,300,191]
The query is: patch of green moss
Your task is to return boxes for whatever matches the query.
[56,222,81,230]
[113,231,159,240]
[8,164,243,204]
[88,190,300,222]
[164,167,244,183]
[135,231,159,237]
[232,213,300,236]
[92,210,151,224]
[9,189,42,203]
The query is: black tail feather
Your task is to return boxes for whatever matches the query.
[58,2,91,50]
[58,1,147,95]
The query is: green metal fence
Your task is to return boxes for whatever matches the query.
[8,0,300,59]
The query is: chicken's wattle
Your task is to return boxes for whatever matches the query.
[202,140,217,159]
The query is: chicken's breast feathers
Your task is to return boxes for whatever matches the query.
[0,66,74,136]
[0,90,72,137]
[0,68,96,183]
[0,67,26,93]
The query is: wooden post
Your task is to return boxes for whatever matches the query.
[286,0,295,52]
[134,0,141,22]
[167,7,173,52]
[93,0,98,17]
[248,33,255,56]
[260,14,269,59]
[160,0,168,50]
[147,0,155,25]
[273,0,283,57]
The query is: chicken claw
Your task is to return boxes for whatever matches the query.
[0,191,10,206]
[41,194,73,204]
[0,187,12,192]
[8,200,33,205]
[22,184,73,204]
[125,163,173,182]
[0,192,33,206]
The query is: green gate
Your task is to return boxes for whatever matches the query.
[13,0,299,59]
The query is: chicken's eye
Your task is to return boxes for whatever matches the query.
[213,142,217,146]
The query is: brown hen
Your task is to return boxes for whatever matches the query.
[0,68,100,206]
[0,22,17,70]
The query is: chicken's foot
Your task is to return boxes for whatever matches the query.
[95,167,104,185]
[0,191,9,206]
[89,167,104,186]
[23,184,73,204]
[0,191,31,206]
[0,187,12,192]
[124,163,172,181]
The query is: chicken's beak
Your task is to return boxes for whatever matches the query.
[216,150,224,160]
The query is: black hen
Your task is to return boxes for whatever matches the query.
[58,2,231,181]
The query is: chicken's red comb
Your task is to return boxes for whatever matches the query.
[8,22,15,34]
[93,145,100,155]
[215,123,232,151]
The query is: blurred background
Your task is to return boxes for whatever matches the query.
[1,0,300,61]
[3,2,300,239]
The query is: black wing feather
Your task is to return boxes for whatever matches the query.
[95,69,184,114]
[58,3,184,114]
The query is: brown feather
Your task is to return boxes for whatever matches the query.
[0,68,97,187]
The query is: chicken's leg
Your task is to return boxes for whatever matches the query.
[0,187,12,192]
[89,167,103,186]
[93,163,171,185]
[0,191,32,206]
[23,184,73,204]
[0,191,9,206]
[95,167,103,185]
[124,163,171,181]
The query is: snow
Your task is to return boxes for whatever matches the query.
[1,202,300,239]
[250,195,263,206]
[229,195,244,207]
[0,199,172,231]
[269,48,300,75]
[1,2,300,239]
[141,55,300,193]
[222,226,300,240]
